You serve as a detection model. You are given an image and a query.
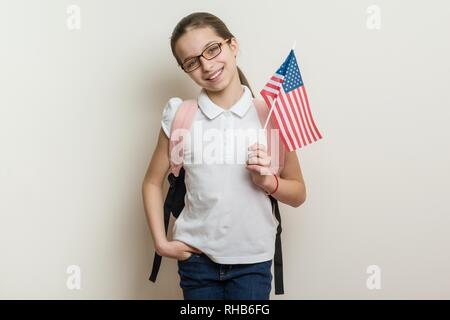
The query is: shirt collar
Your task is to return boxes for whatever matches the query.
[197,85,253,120]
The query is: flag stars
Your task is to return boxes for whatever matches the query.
[267,50,304,92]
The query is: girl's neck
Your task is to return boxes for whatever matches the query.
[204,72,244,110]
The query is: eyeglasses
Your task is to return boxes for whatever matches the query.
[181,38,231,73]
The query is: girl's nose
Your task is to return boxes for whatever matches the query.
[199,56,215,72]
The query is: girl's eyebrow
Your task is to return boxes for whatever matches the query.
[182,40,220,62]
[201,40,217,49]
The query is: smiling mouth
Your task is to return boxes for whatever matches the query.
[206,67,224,80]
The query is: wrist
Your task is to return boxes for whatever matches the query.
[155,239,169,256]
[263,174,279,195]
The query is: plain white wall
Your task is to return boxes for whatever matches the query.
[1,0,449,299]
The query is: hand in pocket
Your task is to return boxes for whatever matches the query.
[161,240,202,261]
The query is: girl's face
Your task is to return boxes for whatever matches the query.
[175,27,239,92]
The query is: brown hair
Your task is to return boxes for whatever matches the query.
[170,12,255,97]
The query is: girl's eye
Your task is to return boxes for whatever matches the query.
[186,60,198,69]
[207,46,219,56]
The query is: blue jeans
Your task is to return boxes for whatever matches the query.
[177,252,273,300]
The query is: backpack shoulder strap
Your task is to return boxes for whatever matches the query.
[253,98,285,175]
[168,99,198,177]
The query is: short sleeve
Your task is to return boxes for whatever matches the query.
[161,97,183,137]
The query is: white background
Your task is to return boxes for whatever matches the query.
[1,0,449,299]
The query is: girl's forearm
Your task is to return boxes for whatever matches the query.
[263,175,306,207]
[141,182,168,255]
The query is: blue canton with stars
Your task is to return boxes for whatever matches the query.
[275,50,304,93]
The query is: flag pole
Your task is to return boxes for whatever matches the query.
[262,98,277,130]
[262,41,296,130]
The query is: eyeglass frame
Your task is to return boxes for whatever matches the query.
[180,38,232,73]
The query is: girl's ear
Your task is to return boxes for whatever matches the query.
[229,37,239,58]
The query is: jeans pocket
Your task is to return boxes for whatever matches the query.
[178,253,198,264]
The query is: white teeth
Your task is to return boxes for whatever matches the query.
[208,68,223,80]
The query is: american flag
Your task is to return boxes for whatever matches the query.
[260,49,322,151]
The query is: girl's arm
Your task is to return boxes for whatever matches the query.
[141,128,202,259]
[141,128,171,255]
[267,150,307,207]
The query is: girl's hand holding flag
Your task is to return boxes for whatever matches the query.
[246,143,278,194]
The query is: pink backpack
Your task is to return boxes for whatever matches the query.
[149,97,286,295]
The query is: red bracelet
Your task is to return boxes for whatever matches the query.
[265,174,279,195]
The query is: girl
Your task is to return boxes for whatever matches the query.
[142,12,307,300]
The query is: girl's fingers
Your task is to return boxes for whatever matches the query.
[246,156,271,166]
[246,164,262,174]
[246,164,272,175]
[247,150,268,159]
[187,245,202,253]
[248,143,267,152]
[178,241,202,253]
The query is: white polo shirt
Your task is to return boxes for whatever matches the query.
[161,85,279,264]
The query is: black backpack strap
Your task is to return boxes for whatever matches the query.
[149,169,185,282]
[269,195,284,295]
